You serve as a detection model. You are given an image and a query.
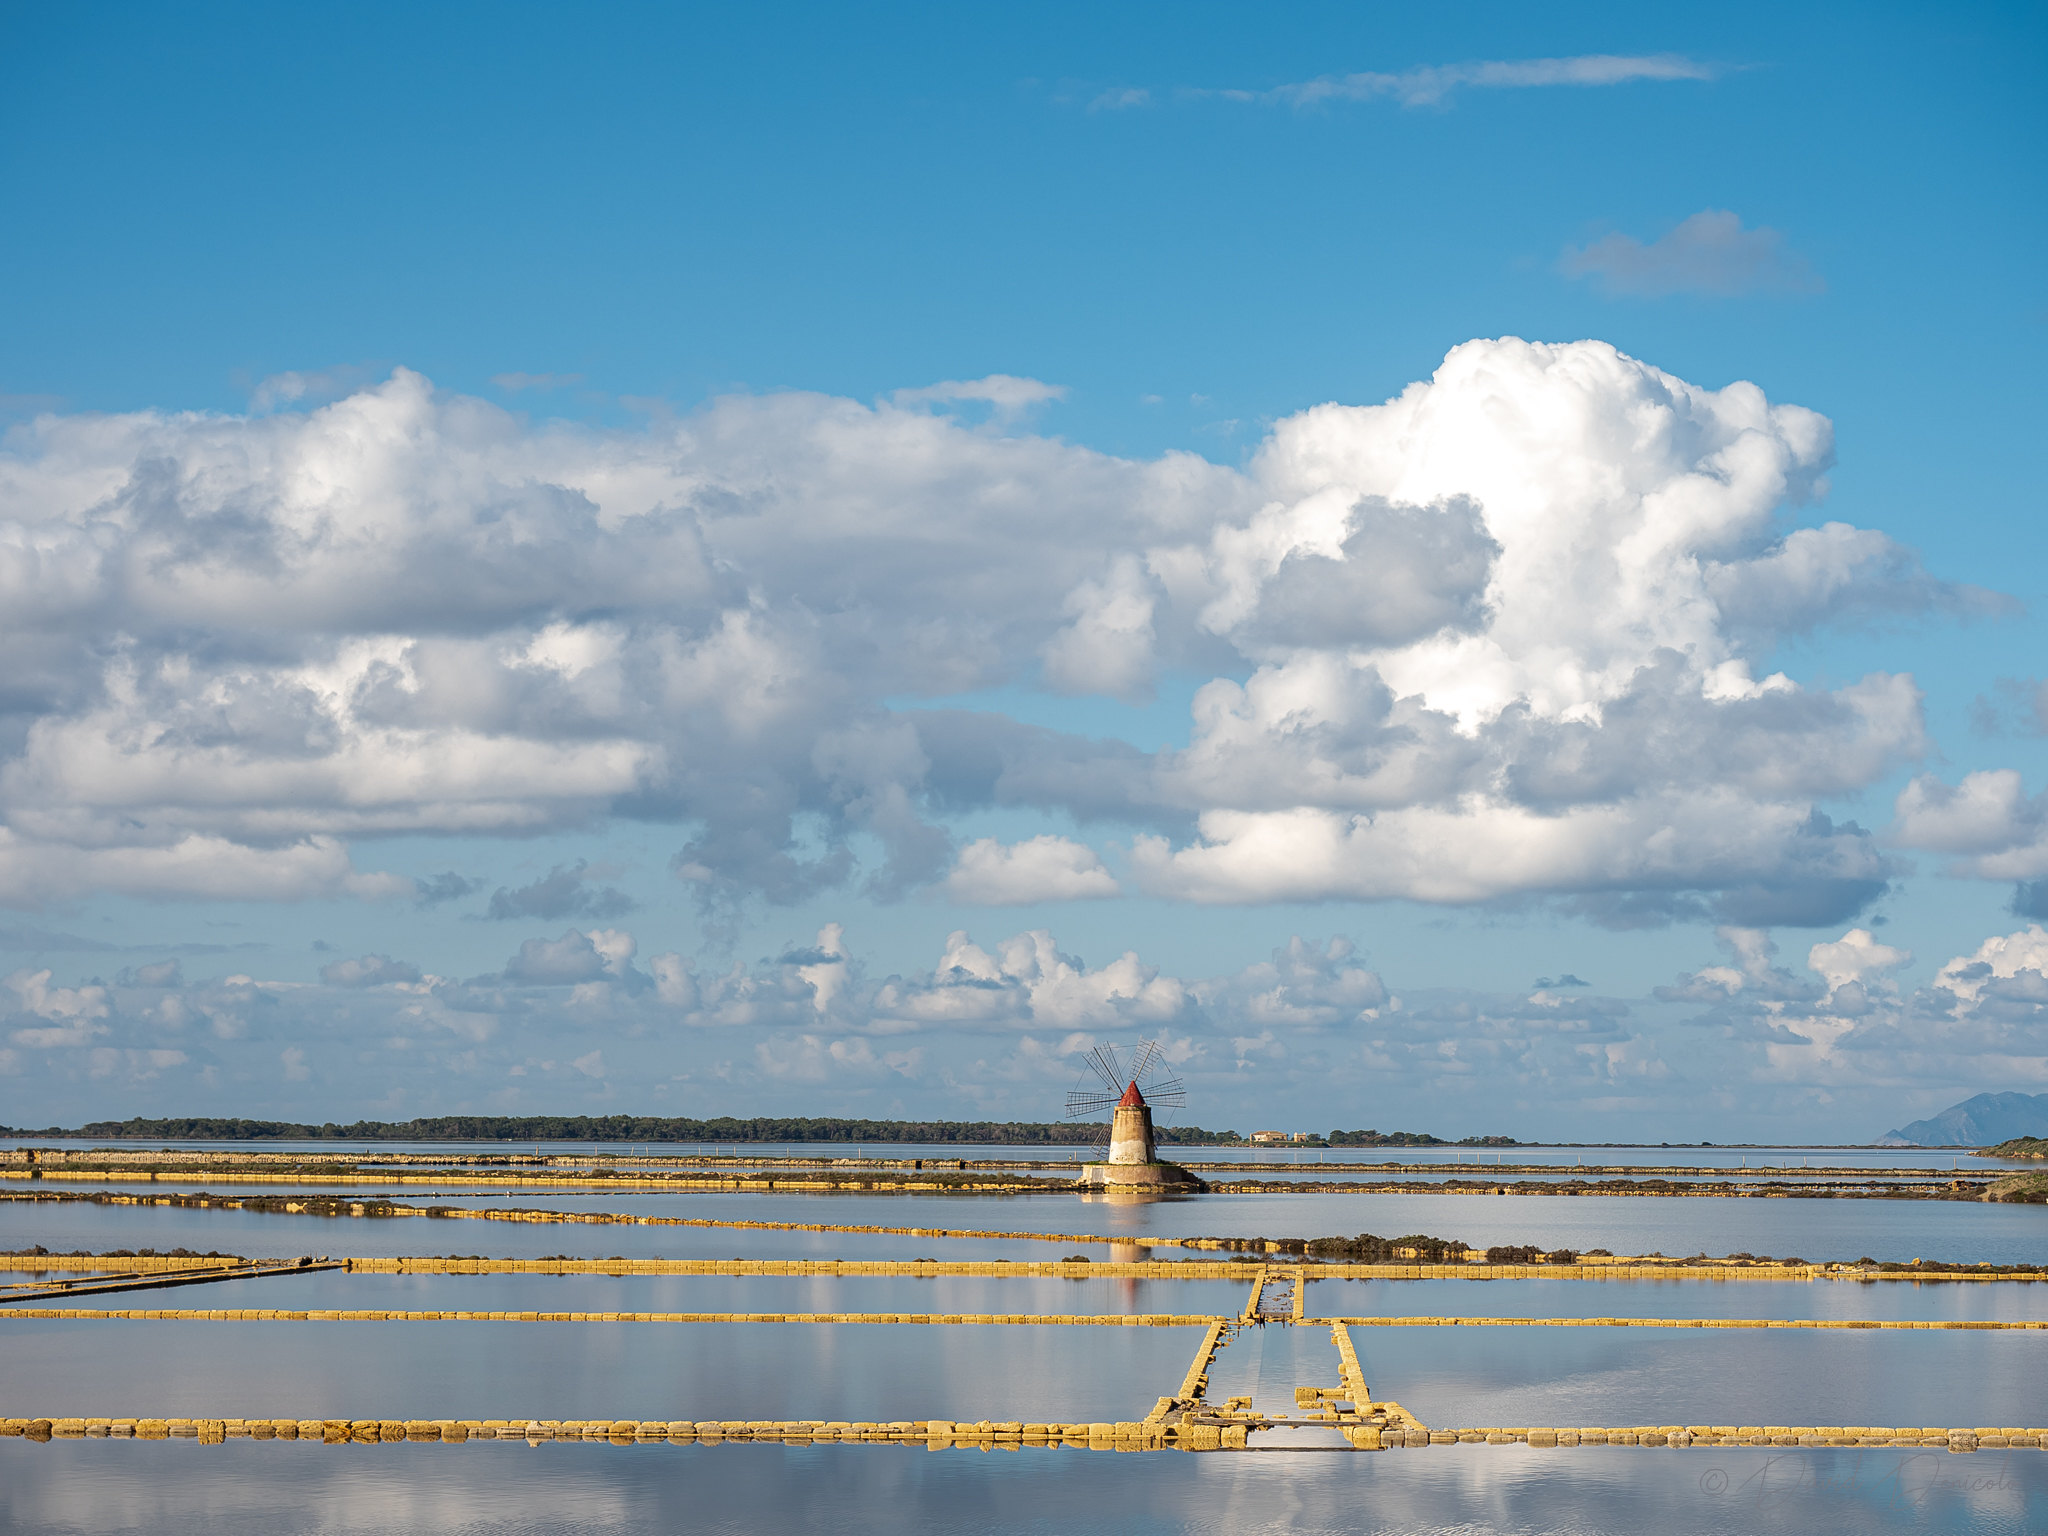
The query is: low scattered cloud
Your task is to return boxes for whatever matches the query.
[1668,924,2048,1114]
[415,872,481,908]
[1089,87,1151,112]
[1806,928,1909,993]
[485,862,635,922]
[5,917,2041,1136]
[501,930,614,985]
[1219,54,1718,110]
[890,375,1068,420]
[318,953,425,988]
[1561,210,1823,298]
[120,959,182,988]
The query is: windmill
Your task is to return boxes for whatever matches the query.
[1064,1039,1205,1192]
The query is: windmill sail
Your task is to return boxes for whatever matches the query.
[1064,1039,1185,1117]
[1063,1089,1124,1118]
[1082,1045,1124,1095]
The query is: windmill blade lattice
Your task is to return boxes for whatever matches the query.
[1084,1045,1124,1093]
[1128,1039,1160,1083]
[1138,1073,1187,1110]
[1063,1089,1124,1118]
[1062,1038,1187,1120]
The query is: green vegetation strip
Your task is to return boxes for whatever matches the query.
[9,1114,1244,1145]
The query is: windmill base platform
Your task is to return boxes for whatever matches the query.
[1074,1161,1207,1192]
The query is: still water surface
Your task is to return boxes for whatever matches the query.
[16,1271,1255,1316]
[3,1434,2042,1535]
[5,1167,2045,1534]
[7,1185,2041,1263]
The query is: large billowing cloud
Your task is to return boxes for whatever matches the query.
[1133,340,1951,924]
[0,338,1979,922]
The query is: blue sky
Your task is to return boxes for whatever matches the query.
[0,2,2043,1137]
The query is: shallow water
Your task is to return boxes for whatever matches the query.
[0,1199,1084,1261]
[3,1436,2043,1536]
[7,1174,2047,1535]
[8,1184,2042,1264]
[1344,1325,2047,1430]
[0,1314,1196,1423]
[18,1267,2047,1325]
[13,1270,1254,1317]
[1193,1314,2048,1430]
[1310,1276,2048,1323]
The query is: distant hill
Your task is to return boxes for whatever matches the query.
[1882,1092,2048,1147]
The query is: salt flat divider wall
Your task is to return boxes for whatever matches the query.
[0,1255,241,1275]
[1173,1322,1228,1400]
[335,1254,2040,1282]
[4,1308,2043,1329]
[5,1417,2045,1452]
[9,1246,2042,1283]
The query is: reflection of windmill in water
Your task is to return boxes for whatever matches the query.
[1065,1040,1206,1193]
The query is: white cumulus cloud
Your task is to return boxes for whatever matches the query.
[945,836,1121,904]
[1227,54,1718,110]
[0,340,1982,927]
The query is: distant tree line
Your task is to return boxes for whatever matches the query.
[18,1114,1252,1145]
[1324,1130,1518,1148]
[0,1115,1523,1145]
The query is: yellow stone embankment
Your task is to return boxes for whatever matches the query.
[15,1306,2031,1332]
[1174,1321,1228,1400]
[1332,1316,2048,1331]
[0,1416,1257,1449]
[1329,1323,1370,1403]
[351,1249,2024,1284]
[1237,1267,1267,1322]
[3,1415,2034,1451]
[345,1256,1267,1279]
[0,1255,237,1275]
[0,1307,1224,1325]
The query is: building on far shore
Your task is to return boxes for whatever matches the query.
[1249,1130,1316,1145]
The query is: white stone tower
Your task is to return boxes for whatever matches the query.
[1107,1080,1157,1165]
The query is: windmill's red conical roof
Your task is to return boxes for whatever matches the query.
[1118,1081,1146,1108]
